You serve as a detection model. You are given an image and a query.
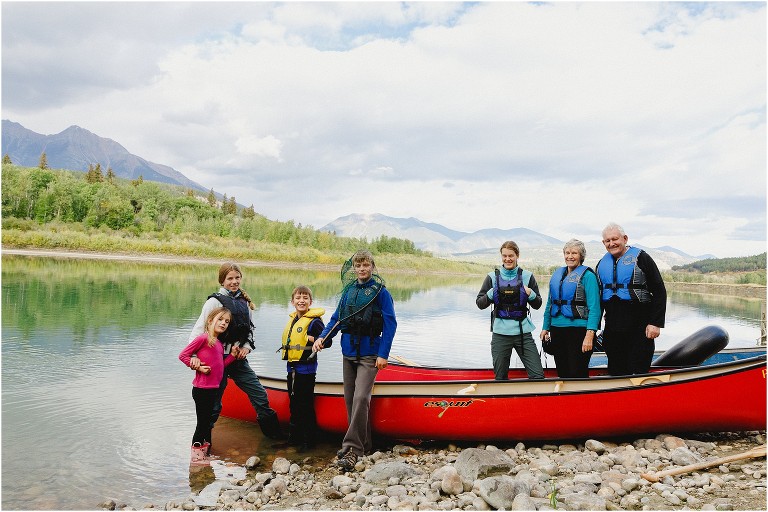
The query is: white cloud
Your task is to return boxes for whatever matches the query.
[1,1,764,257]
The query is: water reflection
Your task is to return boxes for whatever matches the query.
[1,255,764,509]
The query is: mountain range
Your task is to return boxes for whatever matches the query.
[2,120,712,268]
[1,120,205,191]
[321,213,714,269]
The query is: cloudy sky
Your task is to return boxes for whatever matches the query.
[2,1,765,258]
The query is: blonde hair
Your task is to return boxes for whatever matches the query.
[351,249,376,270]
[206,307,232,347]
[217,262,255,310]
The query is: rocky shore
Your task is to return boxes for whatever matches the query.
[102,431,766,511]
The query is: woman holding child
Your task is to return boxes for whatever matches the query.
[186,262,281,441]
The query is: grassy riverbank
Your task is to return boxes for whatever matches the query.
[0,230,492,276]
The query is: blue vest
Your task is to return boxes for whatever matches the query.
[596,247,651,303]
[549,265,592,320]
[493,268,529,321]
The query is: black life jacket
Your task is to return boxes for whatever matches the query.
[209,292,254,349]
[339,281,384,338]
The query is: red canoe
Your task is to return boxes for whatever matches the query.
[221,356,766,442]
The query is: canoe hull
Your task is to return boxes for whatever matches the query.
[221,357,766,442]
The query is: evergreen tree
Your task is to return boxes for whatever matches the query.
[207,188,216,207]
[186,189,195,197]
[221,193,228,211]
[226,196,237,215]
[106,166,116,183]
[38,152,49,170]
[85,163,104,183]
[2,153,12,165]
[242,204,256,219]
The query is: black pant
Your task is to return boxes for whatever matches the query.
[192,387,219,445]
[603,327,655,376]
[550,326,593,378]
[287,371,317,445]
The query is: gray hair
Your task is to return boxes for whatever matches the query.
[602,222,626,239]
[563,238,586,264]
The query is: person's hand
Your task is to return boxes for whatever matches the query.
[236,346,250,360]
[524,286,533,296]
[198,365,211,375]
[375,357,388,370]
[190,356,201,370]
[645,325,661,340]
[539,330,550,342]
[229,346,241,359]
[312,338,325,353]
[582,337,593,352]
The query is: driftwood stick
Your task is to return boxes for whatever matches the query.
[641,444,766,483]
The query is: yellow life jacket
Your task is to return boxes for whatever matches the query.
[280,308,325,362]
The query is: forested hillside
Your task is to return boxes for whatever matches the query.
[672,253,766,273]
[0,163,427,261]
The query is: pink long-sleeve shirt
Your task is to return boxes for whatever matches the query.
[179,333,235,389]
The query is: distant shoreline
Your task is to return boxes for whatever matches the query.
[0,247,341,271]
[3,248,766,299]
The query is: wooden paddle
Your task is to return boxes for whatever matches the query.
[641,444,766,482]
[390,354,421,366]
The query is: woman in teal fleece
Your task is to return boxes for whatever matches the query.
[476,240,544,380]
[540,239,602,378]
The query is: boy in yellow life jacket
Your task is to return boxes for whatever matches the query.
[280,285,326,450]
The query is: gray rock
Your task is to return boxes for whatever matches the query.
[331,475,355,489]
[573,473,603,485]
[564,493,608,510]
[386,484,407,497]
[366,461,423,483]
[671,447,703,466]
[477,475,530,510]
[455,447,515,481]
[511,493,538,510]
[585,439,607,454]
[193,482,222,507]
[440,467,464,496]
[271,457,291,474]
[661,435,687,451]
[245,456,261,469]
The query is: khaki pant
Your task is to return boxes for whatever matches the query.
[341,356,378,456]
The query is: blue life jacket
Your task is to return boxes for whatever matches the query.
[209,291,254,348]
[596,246,651,303]
[493,268,529,321]
[549,265,593,320]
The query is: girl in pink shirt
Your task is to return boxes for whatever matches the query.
[179,307,234,465]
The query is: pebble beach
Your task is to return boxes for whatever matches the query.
[102,431,766,511]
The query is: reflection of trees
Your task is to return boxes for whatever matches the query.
[1,256,481,340]
[668,290,764,323]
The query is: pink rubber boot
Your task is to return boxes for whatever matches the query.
[190,442,210,466]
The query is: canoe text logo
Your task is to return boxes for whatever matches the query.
[424,399,485,418]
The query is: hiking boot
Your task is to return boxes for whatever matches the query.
[335,450,358,472]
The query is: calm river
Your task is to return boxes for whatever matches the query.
[1,255,764,509]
